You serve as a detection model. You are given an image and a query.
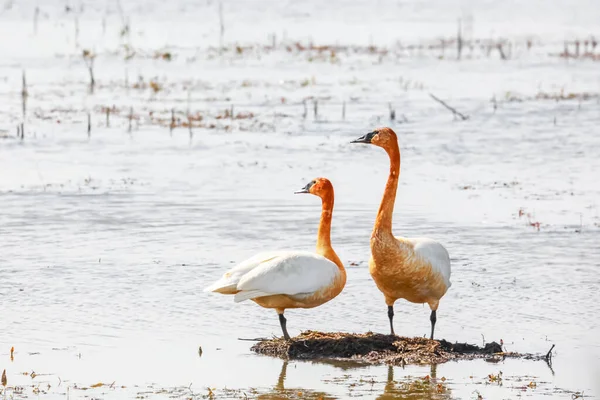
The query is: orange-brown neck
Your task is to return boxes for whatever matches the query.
[374,141,400,235]
[316,190,344,271]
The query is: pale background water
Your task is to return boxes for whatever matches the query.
[1,0,599,398]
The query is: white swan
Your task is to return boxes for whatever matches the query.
[204,178,346,339]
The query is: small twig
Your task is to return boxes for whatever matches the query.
[105,107,110,127]
[237,337,269,342]
[388,102,395,121]
[429,93,469,120]
[82,50,95,93]
[497,44,507,60]
[124,68,129,92]
[22,70,28,118]
[128,107,133,132]
[302,99,307,119]
[170,108,175,135]
[342,100,346,120]
[87,112,91,137]
[545,344,555,361]
[457,18,463,60]
[313,99,318,119]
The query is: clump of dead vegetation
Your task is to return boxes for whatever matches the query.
[250,331,547,366]
[558,37,600,61]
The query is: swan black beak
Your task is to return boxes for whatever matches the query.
[351,131,376,144]
[294,181,313,194]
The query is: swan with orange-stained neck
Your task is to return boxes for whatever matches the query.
[204,178,346,340]
[351,127,451,339]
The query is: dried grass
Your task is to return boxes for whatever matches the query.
[251,331,544,366]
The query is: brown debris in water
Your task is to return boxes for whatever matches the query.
[251,331,545,366]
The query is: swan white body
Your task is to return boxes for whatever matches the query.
[204,250,342,305]
[407,237,452,292]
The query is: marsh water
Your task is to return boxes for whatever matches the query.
[1,0,599,398]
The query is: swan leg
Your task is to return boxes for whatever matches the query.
[429,310,437,340]
[278,313,291,340]
[387,305,395,336]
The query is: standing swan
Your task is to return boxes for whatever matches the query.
[351,127,451,339]
[204,178,346,340]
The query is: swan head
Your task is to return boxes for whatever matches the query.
[351,127,397,149]
[295,177,333,198]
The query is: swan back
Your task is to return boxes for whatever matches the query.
[205,251,343,304]
[236,251,341,300]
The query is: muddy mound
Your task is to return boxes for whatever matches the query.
[251,331,546,366]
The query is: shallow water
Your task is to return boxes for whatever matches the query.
[1,0,600,398]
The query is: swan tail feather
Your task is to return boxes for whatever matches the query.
[233,290,271,303]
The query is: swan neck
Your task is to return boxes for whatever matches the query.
[374,142,400,234]
[316,191,343,270]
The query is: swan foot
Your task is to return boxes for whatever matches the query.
[278,313,291,340]
[429,310,437,340]
[388,305,395,336]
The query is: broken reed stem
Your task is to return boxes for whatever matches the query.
[230,104,234,119]
[88,63,95,93]
[302,99,307,119]
[128,107,133,132]
[457,18,463,60]
[545,344,555,361]
[82,50,96,94]
[342,101,346,120]
[188,114,193,138]
[238,337,269,342]
[429,93,469,120]
[497,43,507,60]
[388,102,395,121]
[21,70,28,118]
[313,99,318,119]
[106,108,110,127]
[87,112,91,137]
[170,108,175,135]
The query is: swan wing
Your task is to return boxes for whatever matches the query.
[203,250,289,293]
[409,238,452,288]
[235,251,339,300]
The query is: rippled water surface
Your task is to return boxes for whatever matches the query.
[1,0,599,398]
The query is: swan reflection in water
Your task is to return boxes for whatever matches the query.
[257,360,452,399]
[257,360,332,400]
[376,364,452,400]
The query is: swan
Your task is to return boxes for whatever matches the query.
[204,178,346,340]
[351,127,451,339]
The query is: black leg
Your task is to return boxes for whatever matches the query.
[279,313,291,340]
[429,310,437,340]
[388,305,395,336]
